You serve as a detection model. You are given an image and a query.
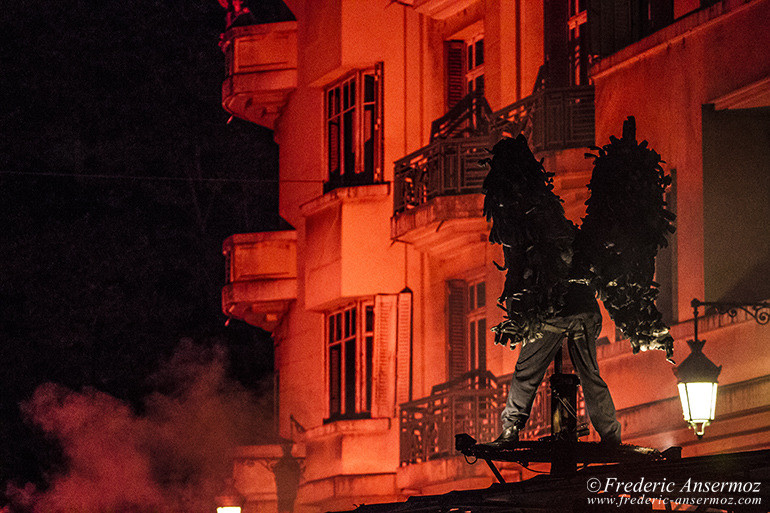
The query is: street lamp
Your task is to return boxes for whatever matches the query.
[215,479,243,513]
[674,298,769,438]
[674,339,720,438]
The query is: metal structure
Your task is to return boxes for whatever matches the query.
[691,298,770,335]
[491,85,595,153]
[393,136,491,213]
[399,367,588,466]
[393,86,595,215]
[335,448,770,513]
[675,298,770,437]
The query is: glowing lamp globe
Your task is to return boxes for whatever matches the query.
[215,479,243,513]
[674,339,721,438]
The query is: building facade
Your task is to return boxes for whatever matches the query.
[216,0,770,511]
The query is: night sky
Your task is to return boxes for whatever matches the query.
[1,0,280,504]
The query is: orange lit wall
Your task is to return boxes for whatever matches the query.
[592,0,770,322]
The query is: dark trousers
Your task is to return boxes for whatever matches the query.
[500,312,622,443]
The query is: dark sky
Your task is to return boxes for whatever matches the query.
[1,0,280,494]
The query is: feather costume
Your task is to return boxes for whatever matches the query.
[574,116,676,360]
[482,135,576,348]
[484,118,676,361]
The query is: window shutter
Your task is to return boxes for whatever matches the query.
[373,294,398,417]
[374,62,384,182]
[396,289,413,405]
[446,280,468,381]
[445,40,466,111]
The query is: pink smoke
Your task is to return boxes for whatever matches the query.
[9,341,269,513]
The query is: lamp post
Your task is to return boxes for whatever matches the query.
[674,299,769,438]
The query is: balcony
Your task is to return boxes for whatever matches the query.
[222,230,297,331]
[399,369,588,466]
[392,86,594,242]
[492,85,595,153]
[220,21,297,130]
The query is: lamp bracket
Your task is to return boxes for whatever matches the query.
[691,299,770,326]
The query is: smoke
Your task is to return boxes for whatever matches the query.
[7,341,269,513]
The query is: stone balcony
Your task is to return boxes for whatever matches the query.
[220,21,297,129]
[222,230,297,331]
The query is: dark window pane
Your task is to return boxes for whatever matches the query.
[343,109,355,175]
[330,346,341,415]
[476,75,484,92]
[364,74,374,102]
[366,335,374,411]
[468,44,473,70]
[329,314,336,343]
[350,78,355,108]
[475,39,484,66]
[468,285,475,310]
[365,305,374,332]
[336,313,342,341]
[351,307,357,335]
[343,82,349,109]
[469,320,476,370]
[328,119,340,177]
[477,318,487,372]
[363,106,374,178]
[345,339,356,414]
[334,88,340,114]
[344,308,350,338]
[476,282,486,308]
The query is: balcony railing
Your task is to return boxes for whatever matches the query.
[400,371,504,465]
[399,368,587,466]
[492,85,595,153]
[393,135,491,213]
[393,86,594,216]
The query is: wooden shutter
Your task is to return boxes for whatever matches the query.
[396,289,413,405]
[446,280,468,381]
[373,294,397,417]
[374,62,384,182]
[445,40,466,111]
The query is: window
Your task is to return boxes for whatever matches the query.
[327,301,375,420]
[447,278,487,381]
[568,0,589,86]
[445,33,484,111]
[325,65,383,193]
[467,279,487,373]
[465,35,485,94]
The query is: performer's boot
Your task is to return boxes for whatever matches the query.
[489,425,521,446]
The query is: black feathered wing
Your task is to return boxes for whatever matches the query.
[482,135,576,349]
[573,117,676,361]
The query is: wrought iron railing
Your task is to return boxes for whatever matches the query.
[399,370,504,465]
[492,85,595,153]
[393,86,594,215]
[430,90,493,141]
[393,136,492,213]
[399,368,587,466]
